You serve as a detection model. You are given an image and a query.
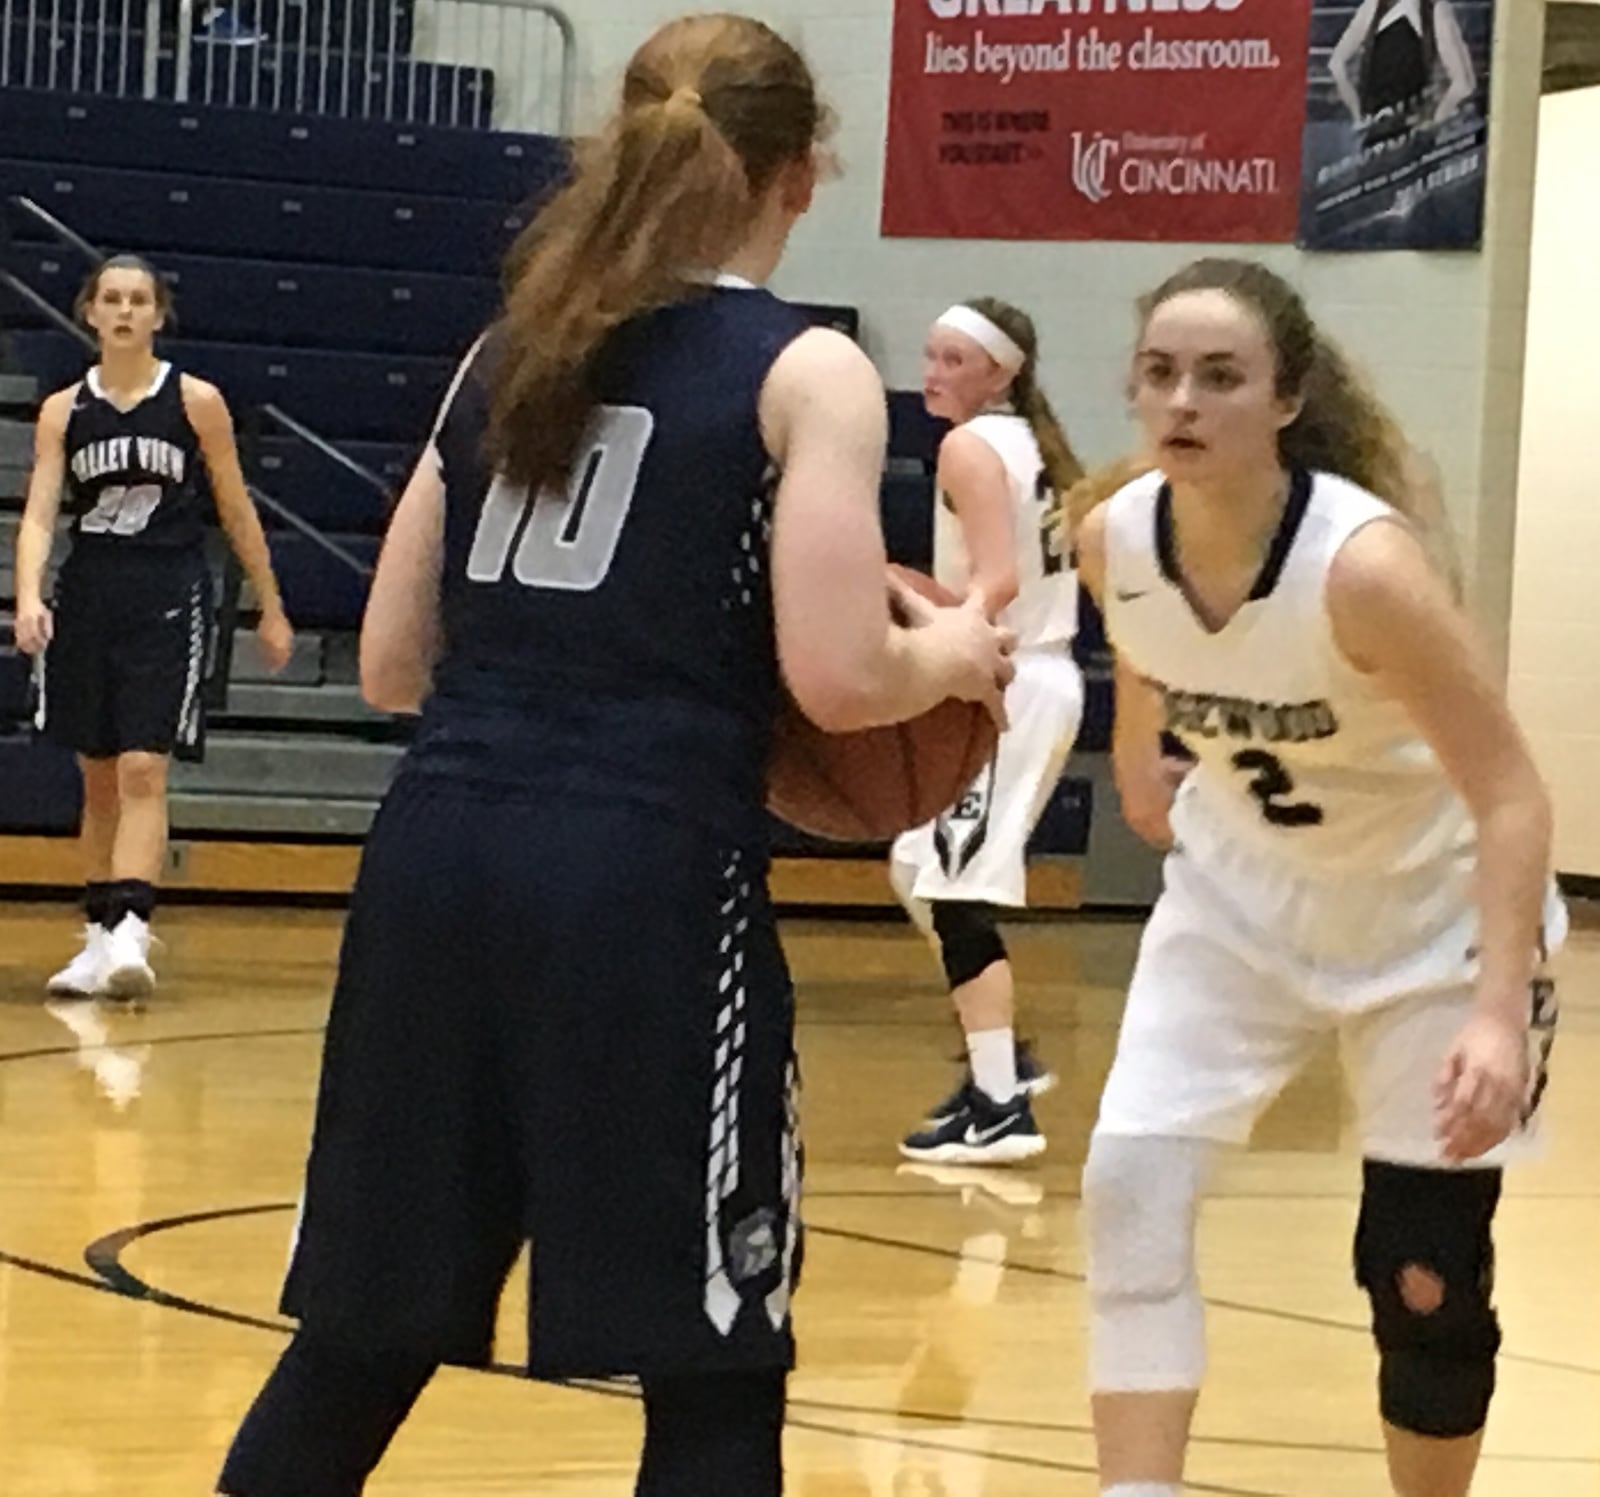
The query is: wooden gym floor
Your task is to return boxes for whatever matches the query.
[0,898,1595,1495]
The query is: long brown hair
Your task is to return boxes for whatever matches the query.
[961,295,1085,504]
[1139,257,1460,589]
[488,14,826,496]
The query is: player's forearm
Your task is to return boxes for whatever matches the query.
[970,564,1019,621]
[220,504,285,617]
[1472,782,1553,1022]
[14,515,54,608]
[813,626,971,733]
[1111,661,1178,848]
[1110,662,1163,794]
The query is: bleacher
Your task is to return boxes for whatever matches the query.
[0,88,560,847]
[1,0,496,127]
[0,83,1152,906]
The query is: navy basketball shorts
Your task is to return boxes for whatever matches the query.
[35,550,213,761]
[280,773,802,1381]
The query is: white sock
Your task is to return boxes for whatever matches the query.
[966,1027,1017,1104]
[1103,1484,1182,1497]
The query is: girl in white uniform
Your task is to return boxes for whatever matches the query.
[894,299,1086,1166]
[1075,258,1562,1497]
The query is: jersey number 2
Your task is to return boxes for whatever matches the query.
[466,405,654,591]
[1232,749,1324,828]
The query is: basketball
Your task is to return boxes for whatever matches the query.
[766,568,999,842]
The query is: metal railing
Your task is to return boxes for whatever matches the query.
[0,0,573,133]
[1,193,378,582]
[0,0,161,97]
[260,401,390,503]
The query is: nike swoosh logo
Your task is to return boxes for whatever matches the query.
[1115,588,1149,602]
[164,608,182,619]
[962,1119,1017,1146]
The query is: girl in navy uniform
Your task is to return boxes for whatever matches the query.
[12,255,292,1001]
[215,15,1011,1496]
[1076,259,1561,1497]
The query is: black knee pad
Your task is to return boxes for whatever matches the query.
[930,901,1006,990]
[1354,1160,1503,1439]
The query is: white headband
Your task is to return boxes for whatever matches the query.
[934,305,1026,374]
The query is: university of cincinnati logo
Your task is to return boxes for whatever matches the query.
[1071,131,1118,204]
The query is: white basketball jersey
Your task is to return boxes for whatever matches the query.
[1104,467,1473,879]
[932,412,1077,650]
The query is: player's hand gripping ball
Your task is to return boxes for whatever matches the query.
[767,567,1001,842]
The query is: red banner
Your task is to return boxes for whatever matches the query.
[881,0,1311,243]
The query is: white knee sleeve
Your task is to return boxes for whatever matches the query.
[889,856,935,941]
[1083,1133,1217,1394]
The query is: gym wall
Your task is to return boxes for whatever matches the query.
[1509,77,1600,878]
[571,0,1546,668]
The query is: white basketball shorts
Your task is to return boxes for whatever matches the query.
[892,646,1084,909]
[1094,827,1566,1169]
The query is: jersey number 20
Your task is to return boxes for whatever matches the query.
[81,483,162,537]
[467,405,655,591]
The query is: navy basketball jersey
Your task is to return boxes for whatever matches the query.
[62,363,209,554]
[416,281,817,836]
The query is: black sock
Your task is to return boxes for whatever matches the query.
[84,882,114,929]
[218,1332,436,1497]
[105,879,157,928]
[637,1370,787,1496]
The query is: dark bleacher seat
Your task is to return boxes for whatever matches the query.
[887,390,946,469]
[792,301,860,340]
[250,435,409,532]
[880,469,933,573]
[0,733,81,833]
[0,160,528,273]
[268,532,378,630]
[9,330,453,442]
[1030,773,1093,857]
[0,88,566,200]
[3,243,496,357]
[1076,586,1107,661]
[0,649,30,725]
[1077,671,1113,755]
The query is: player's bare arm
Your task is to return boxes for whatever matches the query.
[359,451,444,715]
[1077,498,1182,849]
[938,425,1018,619]
[183,375,293,672]
[1329,517,1552,1158]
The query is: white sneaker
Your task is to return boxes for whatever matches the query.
[103,914,156,1002]
[46,924,112,997]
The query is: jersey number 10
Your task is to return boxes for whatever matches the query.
[467,406,655,591]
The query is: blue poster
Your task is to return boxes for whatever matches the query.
[1298,0,1495,250]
